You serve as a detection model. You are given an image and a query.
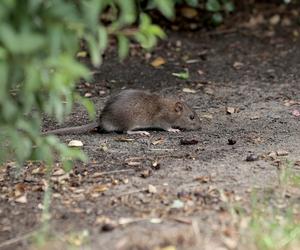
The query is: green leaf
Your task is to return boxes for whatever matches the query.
[117,34,129,61]
[77,95,96,120]
[82,0,102,32]
[154,0,175,19]
[98,25,108,52]
[222,0,235,12]
[185,0,199,7]
[148,25,166,39]
[118,0,136,24]
[0,24,46,54]
[63,160,73,172]
[206,0,221,12]
[86,35,102,66]
[172,69,189,80]
[2,99,18,122]
[0,61,8,101]
[212,12,223,24]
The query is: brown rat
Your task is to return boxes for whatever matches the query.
[43,89,201,136]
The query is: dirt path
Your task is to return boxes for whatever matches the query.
[0,25,299,250]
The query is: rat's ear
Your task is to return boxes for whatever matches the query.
[175,101,183,113]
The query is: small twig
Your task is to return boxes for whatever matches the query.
[149,148,176,151]
[205,28,238,37]
[0,231,36,249]
[117,188,148,197]
[170,217,192,225]
[91,169,135,176]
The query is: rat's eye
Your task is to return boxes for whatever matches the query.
[189,114,195,120]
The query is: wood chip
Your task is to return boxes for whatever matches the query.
[276,150,288,156]
[182,88,196,93]
[68,140,83,147]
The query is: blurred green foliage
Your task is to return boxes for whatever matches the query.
[0,0,166,167]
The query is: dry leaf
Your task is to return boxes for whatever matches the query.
[52,169,65,176]
[148,184,157,194]
[268,151,277,159]
[284,100,300,106]
[150,57,166,68]
[14,183,27,197]
[91,172,103,178]
[151,138,165,145]
[180,7,198,19]
[194,175,211,183]
[95,216,112,225]
[91,184,109,193]
[15,194,27,204]
[50,174,69,182]
[31,167,46,175]
[201,113,213,119]
[140,170,152,178]
[100,144,108,152]
[276,150,288,156]
[76,51,87,58]
[222,236,238,249]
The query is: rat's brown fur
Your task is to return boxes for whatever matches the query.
[43,89,201,135]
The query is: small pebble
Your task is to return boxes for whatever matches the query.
[246,154,259,162]
[228,138,237,145]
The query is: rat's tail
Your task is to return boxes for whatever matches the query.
[42,121,99,135]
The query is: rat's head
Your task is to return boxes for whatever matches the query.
[171,101,201,130]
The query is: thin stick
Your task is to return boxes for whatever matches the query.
[91,169,135,176]
[0,231,36,249]
[117,188,148,197]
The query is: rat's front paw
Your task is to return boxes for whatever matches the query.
[167,128,180,133]
[127,130,150,136]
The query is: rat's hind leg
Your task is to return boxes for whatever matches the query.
[127,130,150,136]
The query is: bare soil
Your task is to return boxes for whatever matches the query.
[1,13,300,250]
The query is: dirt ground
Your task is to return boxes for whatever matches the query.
[0,9,300,250]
